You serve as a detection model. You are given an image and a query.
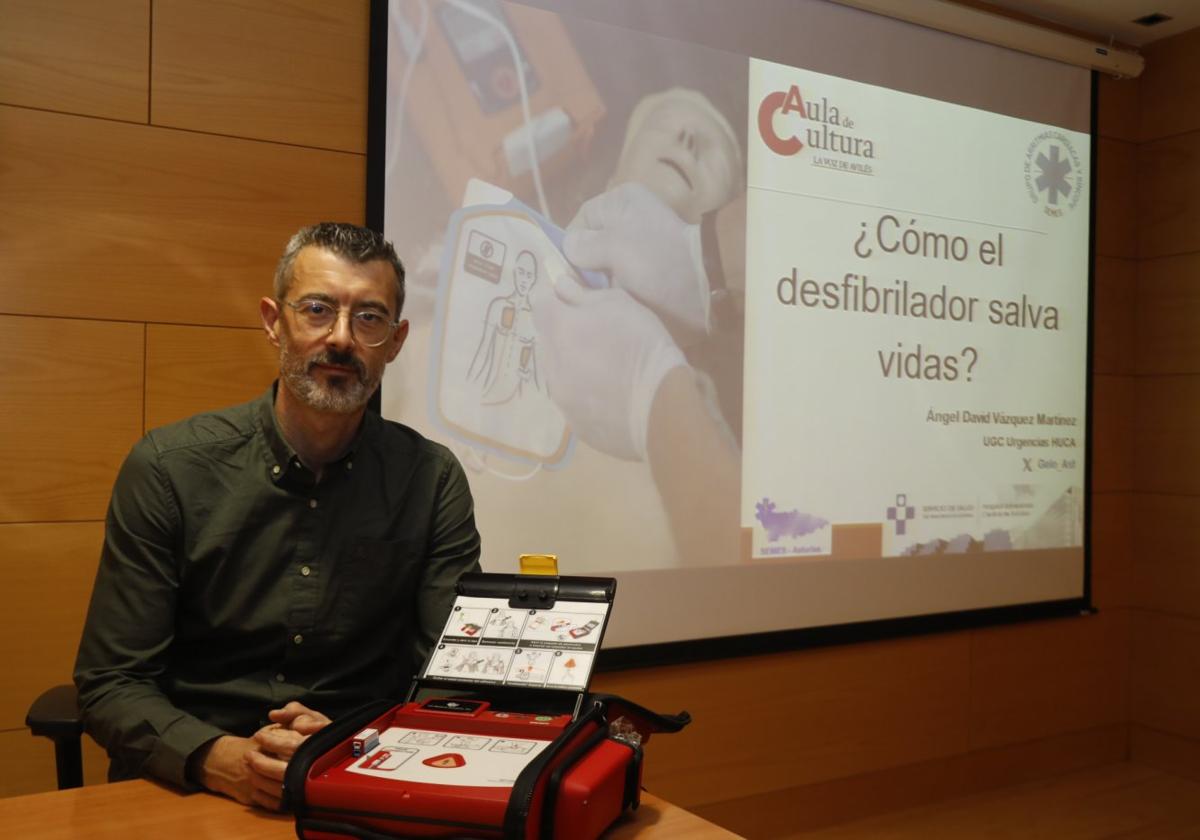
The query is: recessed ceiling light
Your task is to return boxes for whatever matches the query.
[1132,13,1172,27]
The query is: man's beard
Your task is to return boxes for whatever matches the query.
[279,341,380,415]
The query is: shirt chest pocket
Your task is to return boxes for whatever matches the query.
[333,537,423,636]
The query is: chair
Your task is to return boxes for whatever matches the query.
[26,683,84,789]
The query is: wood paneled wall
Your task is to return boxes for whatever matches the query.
[0,1,1143,834]
[1125,27,1200,787]
[0,0,350,795]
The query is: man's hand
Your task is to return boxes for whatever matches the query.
[243,742,290,812]
[241,702,334,811]
[195,735,277,810]
[196,703,332,812]
[268,701,331,736]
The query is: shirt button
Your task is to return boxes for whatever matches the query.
[275,673,285,683]
[346,461,354,471]
[300,565,311,577]
[271,465,281,475]
[293,634,304,645]
[308,499,318,509]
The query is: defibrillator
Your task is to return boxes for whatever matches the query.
[285,568,689,839]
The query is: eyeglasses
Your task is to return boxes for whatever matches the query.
[281,298,399,348]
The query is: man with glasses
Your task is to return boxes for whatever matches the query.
[74,223,481,810]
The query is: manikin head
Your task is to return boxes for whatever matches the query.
[612,88,742,224]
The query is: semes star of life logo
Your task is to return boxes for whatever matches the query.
[1023,130,1084,217]
[757,84,876,175]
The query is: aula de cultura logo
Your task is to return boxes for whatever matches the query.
[757,83,877,161]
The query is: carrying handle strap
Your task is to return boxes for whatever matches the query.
[589,692,691,742]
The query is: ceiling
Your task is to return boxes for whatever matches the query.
[985,0,1198,46]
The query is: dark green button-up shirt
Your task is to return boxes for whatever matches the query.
[74,385,481,787]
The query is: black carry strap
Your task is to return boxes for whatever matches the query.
[589,693,691,739]
[285,699,395,817]
[500,700,605,838]
[508,692,691,839]
[538,725,614,839]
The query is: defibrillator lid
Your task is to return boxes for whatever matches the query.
[419,572,616,697]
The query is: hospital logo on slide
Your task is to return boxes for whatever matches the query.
[1023,130,1084,217]
[757,84,876,175]
[886,494,915,536]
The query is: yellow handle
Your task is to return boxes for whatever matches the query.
[518,554,559,575]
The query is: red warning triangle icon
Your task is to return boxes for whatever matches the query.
[423,752,466,769]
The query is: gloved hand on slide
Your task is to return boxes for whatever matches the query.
[564,183,710,346]
[532,275,687,461]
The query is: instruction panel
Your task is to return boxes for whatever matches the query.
[424,595,609,689]
[345,726,551,788]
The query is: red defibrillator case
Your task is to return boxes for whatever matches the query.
[285,572,689,839]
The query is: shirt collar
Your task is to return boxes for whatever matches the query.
[256,381,376,486]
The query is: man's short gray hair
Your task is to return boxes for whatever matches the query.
[274,222,406,316]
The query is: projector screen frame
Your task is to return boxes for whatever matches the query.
[365,0,1098,669]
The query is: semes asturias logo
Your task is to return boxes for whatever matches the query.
[757,84,876,170]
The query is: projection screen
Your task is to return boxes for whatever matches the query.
[372,0,1093,651]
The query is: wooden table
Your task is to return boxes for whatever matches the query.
[0,779,742,839]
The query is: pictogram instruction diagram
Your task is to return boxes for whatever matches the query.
[425,595,609,689]
[345,726,550,788]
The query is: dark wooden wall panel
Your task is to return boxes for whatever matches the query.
[1136,254,1200,375]
[1091,375,1136,493]
[694,725,1127,837]
[1133,376,1200,496]
[1127,27,1200,791]
[967,611,1129,751]
[1090,492,1132,609]
[592,633,971,809]
[1093,257,1136,376]
[1095,138,1138,259]
[1131,725,1200,783]
[1096,74,1139,145]
[1138,132,1200,259]
[1130,494,1200,619]
[1131,611,1200,742]
[1138,27,1200,143]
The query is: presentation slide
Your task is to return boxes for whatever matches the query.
[376,0,1092,648]
[743,59,1088,561]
